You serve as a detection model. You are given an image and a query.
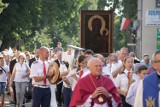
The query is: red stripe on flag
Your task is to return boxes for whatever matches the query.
[120,17,131,31]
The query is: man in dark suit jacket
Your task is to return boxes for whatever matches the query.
[54,51,63,106]
[9,59,17,75]
[54,51,69,106]
[29,49,39,68]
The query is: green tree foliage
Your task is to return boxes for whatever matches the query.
[0,0,137,52]
[0,0,8,13]
[0,0,85,51]
[97,0,137,51]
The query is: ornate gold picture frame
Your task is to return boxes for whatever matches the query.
[81,10,114,54]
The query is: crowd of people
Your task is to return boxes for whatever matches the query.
[0,42,159,107]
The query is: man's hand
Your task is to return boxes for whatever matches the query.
[62,76,67,81]
[98,87,110,98]
[62,76,70,85]
[92,87,110,99]
[47,70,54,78]
[70,74,78,80]
[112,64,124,78]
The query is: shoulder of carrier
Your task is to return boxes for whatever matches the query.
[33,61,38,64]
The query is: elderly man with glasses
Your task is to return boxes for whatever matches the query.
[134,51,160,107]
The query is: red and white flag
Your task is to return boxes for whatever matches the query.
[120,17,131,31]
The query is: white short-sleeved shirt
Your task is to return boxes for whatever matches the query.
[30,59,50,85]
[125,78,140,106]
[14,62,29,82]
[59,63,70,88]
[0,65,9,82]
[62,53,74,68]
[111,61,122,74]
[134,80,143,107]
[59,63,68,73]
[102,66,114,78]
[115,69,138,92]
[105,63,112,73]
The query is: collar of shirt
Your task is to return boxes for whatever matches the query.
[124,69,132,75]
[82,67,88,71]
[157,71,160,79]
[107,63,112,67]
[38,59,47,65]
[90,73,101,80]
[58,59,62,64]
[118,60,122,64]
[35,57,39,61]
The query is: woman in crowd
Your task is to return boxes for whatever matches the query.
[10,53,30,107]
[67,55,88,89]
[115,56,138,107]
[62,55,88,107]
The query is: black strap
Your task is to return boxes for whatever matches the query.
[0,66,6,74]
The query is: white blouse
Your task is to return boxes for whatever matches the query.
[14,62,28,82]
[115,69,138,92]
[125,78,140,106]
[0,65,9,82]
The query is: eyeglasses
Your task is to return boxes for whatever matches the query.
[154,60,160,63]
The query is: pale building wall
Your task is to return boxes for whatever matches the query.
[141,0,159,58]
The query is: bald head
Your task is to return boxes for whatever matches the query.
[119,47,129,61]
[39,46,49,61]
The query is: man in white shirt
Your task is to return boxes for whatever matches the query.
[112,47,129,78]
[62,48,74,69]
[30,46,53,107]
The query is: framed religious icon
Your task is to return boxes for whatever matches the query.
[80,10,114,55]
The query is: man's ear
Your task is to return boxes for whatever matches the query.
[152,62,156,70]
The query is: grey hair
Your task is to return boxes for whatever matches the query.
[152,51,160,62]
[56,51,63,56]
[87,57,102,67]
[151,53,155,61]
[18,53,26,62]
[120,47,128,52]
